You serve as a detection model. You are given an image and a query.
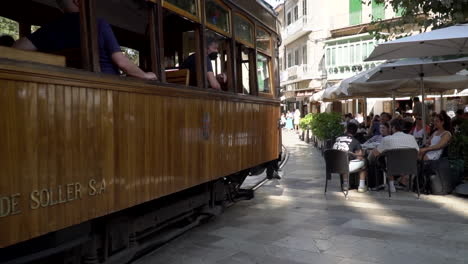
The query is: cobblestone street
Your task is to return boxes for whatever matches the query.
[136,131,468,264]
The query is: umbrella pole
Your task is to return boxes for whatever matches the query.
[392,91,396,116]
[440,92,444,111]
[420,69,427,144]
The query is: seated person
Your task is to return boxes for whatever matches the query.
[363,122,390,145]
[368,115,380,136]
[180,37,226,90]
[13,0,156,80]
[0,35,15,47]
[332,123,368,193]
[409,116,430,140]
[370,119,419,193]
[419,113,452,160]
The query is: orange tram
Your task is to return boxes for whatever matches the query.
[0,0,281,263]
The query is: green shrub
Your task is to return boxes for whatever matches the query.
[310,112,344,141]
[299,113,314,130]
[449,119,468,177]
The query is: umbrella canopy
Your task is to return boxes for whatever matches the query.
[310,90,325,102]
[366,24,468,61]
[368,57,468,82]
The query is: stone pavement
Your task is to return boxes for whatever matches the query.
[135,130,468,264]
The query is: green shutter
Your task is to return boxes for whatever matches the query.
[372,0,385,20]
[349,0,362,25]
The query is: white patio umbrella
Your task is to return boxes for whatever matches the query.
[362,57,468,142]
[366,24,468,61]
[310,89,325,102]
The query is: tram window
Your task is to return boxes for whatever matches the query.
[206,30,229,91]
[96,0,156,78]
[257,53,271,93]
[162,8,200,87]
[236,45,253,94]
[0,17,19,41]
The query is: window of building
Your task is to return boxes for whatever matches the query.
[287,12,292,25]
[355,43,361,63]
[302,45,307,65]
[326,48,330,66]
[350,44,355,64]
[343,45,349,65]
[294,49,299,65]
[362,42,368,60]
[349,0,362,25]
[257,53,271,93]
[287,51,292,67]
[303,0,307,16]
[331,47,336,65]
[337,46,342,65]
[372,0,385,20]
[294,6,299,21]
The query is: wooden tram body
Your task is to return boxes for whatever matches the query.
[0,0,281,262]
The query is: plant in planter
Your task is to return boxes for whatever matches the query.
[449,119,468,180]
[299,113,314,143]
[310,112,344,149]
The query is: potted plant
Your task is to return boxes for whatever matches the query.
[310,112,344,150]
[299,114,314,143]
[449,119,468,180]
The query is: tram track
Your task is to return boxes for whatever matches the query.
[251,145,289,191]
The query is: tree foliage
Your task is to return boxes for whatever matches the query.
[365,0,468,40]
[0,17,19,39]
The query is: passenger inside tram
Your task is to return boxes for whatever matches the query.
[180,36,227,90]
[12,0,157,81]
[0,35,15,47]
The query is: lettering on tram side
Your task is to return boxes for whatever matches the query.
[0,178,106,218]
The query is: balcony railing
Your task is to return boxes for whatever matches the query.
[283,15,321,43]
[325,61,382,80]
[281,64,323,84]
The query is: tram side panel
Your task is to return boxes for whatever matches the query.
[0,66,280,248]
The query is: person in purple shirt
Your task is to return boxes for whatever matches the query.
[13,0,157,81]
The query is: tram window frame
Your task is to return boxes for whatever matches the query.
[233,12,255,95]
[161,3,205,87]
[256,52,273,96]
[255,25,274,98]
[233,13,254,49]
[162,0,201,23]
[96,0,153,75]
[205,0,231,38]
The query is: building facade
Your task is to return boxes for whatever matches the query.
[278,0,405,116]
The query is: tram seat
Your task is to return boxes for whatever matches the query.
[50,48,83,69]
[0,46,65,67]
[165,69,190,86]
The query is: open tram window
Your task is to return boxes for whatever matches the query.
[256,26,273,95]
[233,13,255,95]
[96,0,153,75]
[162,7,201,87]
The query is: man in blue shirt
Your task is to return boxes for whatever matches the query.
[180,37,226,89]
[13,0,157,81]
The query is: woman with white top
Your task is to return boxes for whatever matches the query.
[419,113,452,160]
[293,109,301,132]
[409,117,430,138]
